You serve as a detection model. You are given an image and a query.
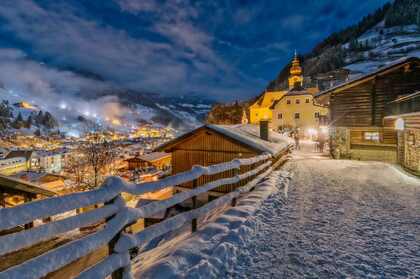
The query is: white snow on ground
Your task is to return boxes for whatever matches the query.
[229,142,420,279]
[133,170,291,278]
[138,141,420,279]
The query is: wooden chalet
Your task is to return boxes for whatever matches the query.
[156,123,291,198]
[315,57,420,165]
[384,91,420,175]
[126,152,171,171]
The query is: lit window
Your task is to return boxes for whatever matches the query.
[364,132,380,141]
[296,99,300,104]
[306,98,310,103]
[287,100,291,104]
[315,112,320,118]
[278,113,282,119]
[294,113,300,119]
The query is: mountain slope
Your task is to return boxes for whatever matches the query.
[267,0,420,91]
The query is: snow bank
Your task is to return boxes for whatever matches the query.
[134,170,292,278]
[115,166,273,254]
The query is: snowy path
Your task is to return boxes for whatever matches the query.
[229,141,420,278]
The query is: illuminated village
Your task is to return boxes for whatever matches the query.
[0,1,419,279]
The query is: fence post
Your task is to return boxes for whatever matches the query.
[231,167,240,207]
[106,195,125,279]
[191,179,198,232]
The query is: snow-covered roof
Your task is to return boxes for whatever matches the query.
[207,124,292,155]
[157,124,292,156]
[316,56,420,99]
[0,174,56,196]
[137,152,170,162]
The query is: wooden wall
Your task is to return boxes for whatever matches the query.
[330,62,420,127]
[169,128,260,193]
[349,127,397,145]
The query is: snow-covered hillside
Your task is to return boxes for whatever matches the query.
[342,22,420,77]
[0,87,212,136]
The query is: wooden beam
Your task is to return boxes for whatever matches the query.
[371,78,377,126]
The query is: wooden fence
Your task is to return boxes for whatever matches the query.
[0,150,288,279]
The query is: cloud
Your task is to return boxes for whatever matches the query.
[280,15,306,30]
[0,0,390,102]
[0,0,243,100]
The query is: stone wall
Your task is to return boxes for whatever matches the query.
[403,128,420,174]
[329,127,350,159]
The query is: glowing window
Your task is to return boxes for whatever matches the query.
[364,132,380,141]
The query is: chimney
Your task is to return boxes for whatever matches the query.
[259,120,270,141]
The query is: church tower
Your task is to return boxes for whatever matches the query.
[288,51,304,89]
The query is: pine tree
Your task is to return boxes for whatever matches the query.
[12,112,24,129]
[25,115,33,129]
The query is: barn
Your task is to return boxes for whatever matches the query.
[156,123,291,198]
[315,57,420,167]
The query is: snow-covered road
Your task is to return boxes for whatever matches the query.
[229,141,420,278]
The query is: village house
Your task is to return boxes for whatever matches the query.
[270,89,328,136]
[249,53,328,135]
[0,157,27,176]
[126,152,171,171]
[13,171,66,192]
[156,123,291,200]
[315,57,420,169]
[5,150,63,173]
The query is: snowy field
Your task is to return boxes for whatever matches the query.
[138,141,420,278]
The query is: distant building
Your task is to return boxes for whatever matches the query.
[126,152,171,171]
[0,157,27,176]
[6,150,63,173]
[271,88,328,136]
[315,56,420,168]
[13,171,66,192]
[249,52,328,132]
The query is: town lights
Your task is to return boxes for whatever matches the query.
[307,128,318,137]
[320,126,329,134]
[59,102,67,110]
[395,118,404,130]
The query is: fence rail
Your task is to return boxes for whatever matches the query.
[0,151,288,279]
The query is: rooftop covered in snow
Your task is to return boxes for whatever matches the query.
[315,56,420,104]
[156,124,292,156]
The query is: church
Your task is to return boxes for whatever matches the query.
[249,53,328,135]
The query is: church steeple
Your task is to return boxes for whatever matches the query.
[288,51,303,89]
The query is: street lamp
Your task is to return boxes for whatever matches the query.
[395,118,404,131]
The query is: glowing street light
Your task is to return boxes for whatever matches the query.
[395,118,404,131]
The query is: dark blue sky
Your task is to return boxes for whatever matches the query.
[0,0,389,101]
